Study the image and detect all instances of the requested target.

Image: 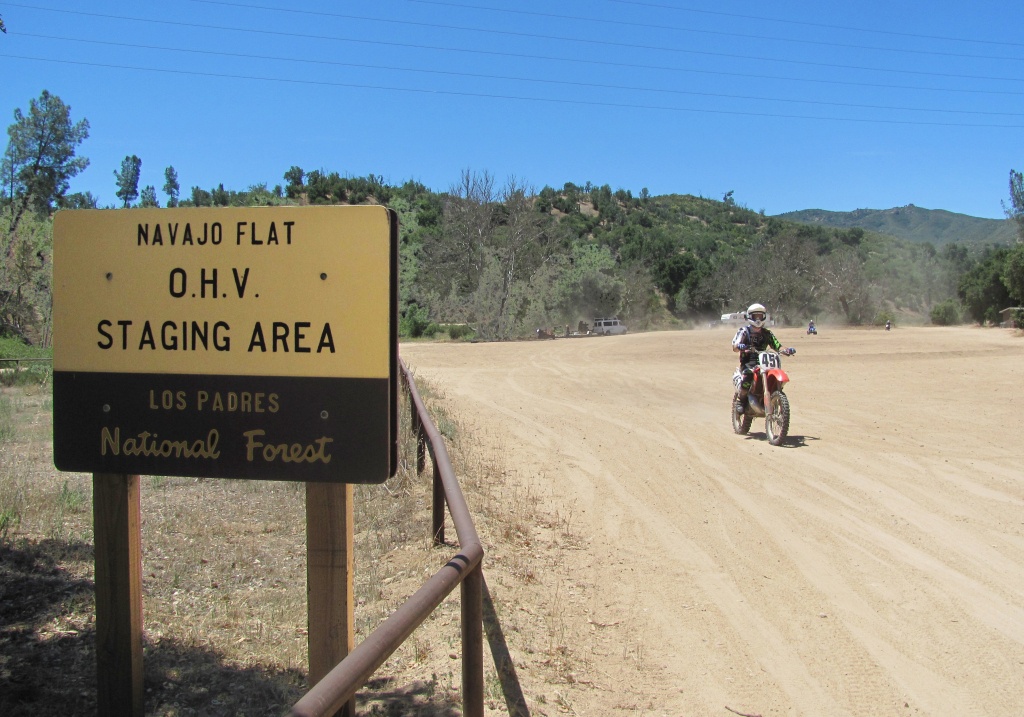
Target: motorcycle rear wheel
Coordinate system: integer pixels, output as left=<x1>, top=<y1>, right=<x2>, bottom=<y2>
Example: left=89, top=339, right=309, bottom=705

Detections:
left=765, top=390, right=790, bottom=446
left=731, top=396, right=753, bottom=435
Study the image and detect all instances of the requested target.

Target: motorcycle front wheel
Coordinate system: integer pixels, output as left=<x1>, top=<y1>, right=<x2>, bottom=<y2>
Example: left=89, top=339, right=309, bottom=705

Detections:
left=765, top=390, right=790, bottom=446
left=731, top=396, right=753, bottom=435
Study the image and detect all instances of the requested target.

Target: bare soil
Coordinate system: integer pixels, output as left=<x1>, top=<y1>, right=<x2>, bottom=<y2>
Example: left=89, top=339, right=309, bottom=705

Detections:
left=400, top=326, right=1024, bottom=716
left=2, top=326, right=1021, bottom=716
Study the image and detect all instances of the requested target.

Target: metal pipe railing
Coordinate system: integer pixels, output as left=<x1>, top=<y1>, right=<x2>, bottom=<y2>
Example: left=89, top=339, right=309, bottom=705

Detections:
left=287, top=358, right=484, bottom=717
left=0, top=357, right=52, bottom=370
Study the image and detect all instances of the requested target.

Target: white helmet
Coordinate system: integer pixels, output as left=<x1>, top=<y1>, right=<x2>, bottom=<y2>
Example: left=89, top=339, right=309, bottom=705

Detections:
left=746, top=303, right=767, bottom=328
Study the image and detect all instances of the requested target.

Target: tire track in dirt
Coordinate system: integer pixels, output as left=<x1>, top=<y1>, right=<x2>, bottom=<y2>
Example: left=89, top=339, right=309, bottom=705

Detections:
left=401, top=327, right=1024, bottom=715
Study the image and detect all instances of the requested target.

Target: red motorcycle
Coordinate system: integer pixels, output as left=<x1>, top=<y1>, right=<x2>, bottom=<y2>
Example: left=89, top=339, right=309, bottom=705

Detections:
left=731, top=349, right=794, bottom=446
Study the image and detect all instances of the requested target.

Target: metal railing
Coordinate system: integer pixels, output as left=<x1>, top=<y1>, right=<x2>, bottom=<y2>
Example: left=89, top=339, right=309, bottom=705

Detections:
left=287, top=358, right=485, bottom=717
left=0, top=356, right=52, bottom=370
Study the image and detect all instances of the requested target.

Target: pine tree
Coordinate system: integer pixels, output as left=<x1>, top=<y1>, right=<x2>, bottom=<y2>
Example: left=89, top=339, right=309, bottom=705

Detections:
left=139, top=185, right=159, bottom=208
left=1, top=90, right=89, bottom=243
left=163, top=165, right=180, bottom=207
left=114, top=155, right=142, bottom=207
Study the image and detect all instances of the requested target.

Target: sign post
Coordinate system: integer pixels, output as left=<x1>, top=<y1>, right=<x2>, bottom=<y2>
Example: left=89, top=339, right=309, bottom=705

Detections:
left=53, top=206, right=398, bottom=715
left=306, top=482, right=356, bottom=717
left=93, top=473, right=144, bottom=716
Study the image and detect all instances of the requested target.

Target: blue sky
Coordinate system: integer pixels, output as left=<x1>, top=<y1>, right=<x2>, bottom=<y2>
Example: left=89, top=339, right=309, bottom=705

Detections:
left=1, top=0, right=1022, bottom=218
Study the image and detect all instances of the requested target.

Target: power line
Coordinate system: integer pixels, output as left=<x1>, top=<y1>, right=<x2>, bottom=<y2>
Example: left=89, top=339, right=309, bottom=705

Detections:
left=603, top=0, right=1024, bottom=49
left=187, top=0, right=1024, bottom=68
left=3, top=53, right=1022, bottom=129
left=12, top=29, right=1021, bottom=100
left=200, top=0, right=1024, bottom=63
left=8, top=2, right=1024, bottom=85
left=18, top=32, right=1024, bottom=117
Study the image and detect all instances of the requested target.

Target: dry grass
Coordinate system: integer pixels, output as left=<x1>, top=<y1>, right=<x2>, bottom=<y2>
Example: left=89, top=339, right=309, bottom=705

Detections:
left=0, top=373, right=588, bottom=716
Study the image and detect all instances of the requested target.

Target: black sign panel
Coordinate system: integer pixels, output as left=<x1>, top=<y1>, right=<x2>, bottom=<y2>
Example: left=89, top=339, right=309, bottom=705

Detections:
left=53, top=372, right=390, bottom=482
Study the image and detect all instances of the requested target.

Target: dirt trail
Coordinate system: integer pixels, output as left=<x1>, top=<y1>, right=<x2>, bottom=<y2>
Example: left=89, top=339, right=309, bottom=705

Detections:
left=400, top=326, right=1024, bottom=716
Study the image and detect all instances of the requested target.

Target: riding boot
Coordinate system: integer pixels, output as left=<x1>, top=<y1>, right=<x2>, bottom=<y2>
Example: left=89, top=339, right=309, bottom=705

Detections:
left=735, top=390, right=748, bottom=413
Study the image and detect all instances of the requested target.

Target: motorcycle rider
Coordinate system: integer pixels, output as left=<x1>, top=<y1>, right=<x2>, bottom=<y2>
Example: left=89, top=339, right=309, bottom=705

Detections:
left=732, top=303, right=795, bottom=413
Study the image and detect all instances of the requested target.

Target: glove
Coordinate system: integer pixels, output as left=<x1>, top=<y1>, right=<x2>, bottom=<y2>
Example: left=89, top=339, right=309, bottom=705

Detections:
left=735, top=343, right=747, bottom=351
left=783, top=347, right=795, bottom=356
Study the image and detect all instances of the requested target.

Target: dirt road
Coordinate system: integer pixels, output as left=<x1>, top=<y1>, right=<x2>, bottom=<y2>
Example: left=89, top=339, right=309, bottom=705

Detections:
left=400, top=326, right=1024, bottom=716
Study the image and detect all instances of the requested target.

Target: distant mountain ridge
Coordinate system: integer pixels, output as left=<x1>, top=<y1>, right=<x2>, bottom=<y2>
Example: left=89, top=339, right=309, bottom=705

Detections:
left=775, top=205, right=1015, bottom=246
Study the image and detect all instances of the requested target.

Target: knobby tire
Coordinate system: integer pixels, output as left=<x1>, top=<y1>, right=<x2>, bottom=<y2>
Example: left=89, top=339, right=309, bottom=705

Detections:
left=766, top=390, right=790, bottom=446
left=731, top=396, right=753, bottom=435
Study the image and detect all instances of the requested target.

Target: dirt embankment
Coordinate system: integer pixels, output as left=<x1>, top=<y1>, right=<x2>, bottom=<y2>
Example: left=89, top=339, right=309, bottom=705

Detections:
left=401, top=326, right=1024, bottom=716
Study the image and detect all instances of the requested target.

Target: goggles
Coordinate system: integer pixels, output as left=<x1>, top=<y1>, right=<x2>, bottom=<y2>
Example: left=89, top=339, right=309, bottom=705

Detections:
left=749, top=312, right=766, bottom=322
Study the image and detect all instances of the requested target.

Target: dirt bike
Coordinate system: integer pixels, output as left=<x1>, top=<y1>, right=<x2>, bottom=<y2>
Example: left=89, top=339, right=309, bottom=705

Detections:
left=732, top=349, right=794, bottom=446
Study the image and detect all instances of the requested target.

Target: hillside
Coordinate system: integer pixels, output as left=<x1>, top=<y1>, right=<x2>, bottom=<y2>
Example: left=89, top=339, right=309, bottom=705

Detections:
left=775, top=205, right=1015, bottom=246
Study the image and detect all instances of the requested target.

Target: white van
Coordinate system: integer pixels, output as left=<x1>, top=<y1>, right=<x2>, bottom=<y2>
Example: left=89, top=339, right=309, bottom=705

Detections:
left=591, top=317, right=627, bottom=335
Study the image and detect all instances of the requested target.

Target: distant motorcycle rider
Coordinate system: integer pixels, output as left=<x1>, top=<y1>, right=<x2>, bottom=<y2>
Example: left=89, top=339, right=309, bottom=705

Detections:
left=732, top=303, right=795, bottom=413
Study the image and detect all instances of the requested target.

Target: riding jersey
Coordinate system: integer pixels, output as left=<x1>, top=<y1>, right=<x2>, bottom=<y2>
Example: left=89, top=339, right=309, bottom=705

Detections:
left=732, top=325, right=782, bottom=364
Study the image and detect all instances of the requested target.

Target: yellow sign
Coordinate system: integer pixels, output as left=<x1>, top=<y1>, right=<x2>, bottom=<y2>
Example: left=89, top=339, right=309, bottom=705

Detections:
left=52, top=205, right=397, bottom=482
left=53, top=205, right=392, bottom=378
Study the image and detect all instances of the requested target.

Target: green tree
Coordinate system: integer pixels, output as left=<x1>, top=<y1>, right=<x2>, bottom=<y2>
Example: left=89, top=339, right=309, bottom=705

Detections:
left=114, top=154, right=141, bottom=207
left=284, top=166, right=304, bottom=199
left=399, top=303, right=436, bottom=338
left=1, top=90, right=90, bottom=242
left=163, top=166, right=180, bottom=207
left=139, top=185, right=159, bottom=208
left=63, top=191, right=98, bottom=209
left=246, top=183, right=280, bottom=206
left=210, top=183, right=229, bottom=206
left=555, top=241, right=622, bottom=320
left=930, top=299, right=961, bottom=326
left=1004, top=169, right=1024, bottom=242
left=190, top=186, right=212, bottom=207
left=1001, top=243, right=1024, bottom=303
left=0, top=211, right=52, bottom=344
left=958, top=248, right=1012, bottom=324
left=941, top=242, right=972, bottom=296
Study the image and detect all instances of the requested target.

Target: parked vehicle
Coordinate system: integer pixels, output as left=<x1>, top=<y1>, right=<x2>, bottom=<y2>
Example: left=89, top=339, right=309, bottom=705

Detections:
left=591, top=317, right=627, bottom=335
left=731, top=349, right=795, bottom=446
left=723, top=310, right=773, bottom=326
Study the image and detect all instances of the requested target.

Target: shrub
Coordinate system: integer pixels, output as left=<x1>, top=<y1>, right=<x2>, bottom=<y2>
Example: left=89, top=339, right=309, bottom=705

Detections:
left=446, top=324, right=475, bottom=341
left=874, top=309, right=896, bottom=327
left=400, top=305, right=440, bottom=338
left=0, top=337, right=51, bottom=386
left=930, top=299, right=961, bottom=326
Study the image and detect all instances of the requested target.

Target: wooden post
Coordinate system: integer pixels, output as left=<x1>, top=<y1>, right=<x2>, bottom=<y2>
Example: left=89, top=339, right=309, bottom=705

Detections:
left=93, top=473, right=144, bottom=717
left=306, top=482, right=356, bottom=717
